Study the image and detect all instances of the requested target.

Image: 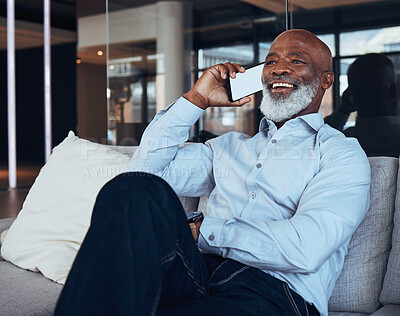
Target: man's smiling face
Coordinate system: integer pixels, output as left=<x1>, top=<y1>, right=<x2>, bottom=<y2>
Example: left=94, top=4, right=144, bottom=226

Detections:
left=263, top=48, right=319, bottom=99
left=259, top=30, right=334, bottom=125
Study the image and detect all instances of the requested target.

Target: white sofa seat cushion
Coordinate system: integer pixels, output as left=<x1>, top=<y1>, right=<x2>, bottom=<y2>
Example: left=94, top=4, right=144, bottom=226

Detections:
left=0, top=259, right=62, bottom=315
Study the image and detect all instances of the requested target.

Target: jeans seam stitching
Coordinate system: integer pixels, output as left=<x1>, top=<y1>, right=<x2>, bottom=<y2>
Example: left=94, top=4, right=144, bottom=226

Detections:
left=303, top=300, right=309, bottom=316
left=160, top=250, right=177, bottom=264
left=209, top=259, right=229, bottom=282
left=150, top=283, right=162, bottom=316
left=287, top=286, right=301, bottom=316
left=176, top=244, right=196, bottom=275
left=210, top=265, right=249, bottom=287
left=283, top=283, right=301, bottom=316
left=175, top=247, right=206, bottom=295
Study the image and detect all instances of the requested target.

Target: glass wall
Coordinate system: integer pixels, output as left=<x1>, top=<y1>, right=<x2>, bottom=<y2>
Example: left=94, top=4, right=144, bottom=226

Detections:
left=104, top=0, right=400, bottom=145
left=107, top=42, right=157, bottom=145
left=338, top=26, right=400, bottom=127
left=1, top=0, right=77, bottom=189
left=106, top=1, right=191, bottom=145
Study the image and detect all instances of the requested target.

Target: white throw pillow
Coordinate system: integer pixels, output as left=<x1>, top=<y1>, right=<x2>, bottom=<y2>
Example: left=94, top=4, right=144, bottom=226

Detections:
left=1, top=131, right=131, bottom=284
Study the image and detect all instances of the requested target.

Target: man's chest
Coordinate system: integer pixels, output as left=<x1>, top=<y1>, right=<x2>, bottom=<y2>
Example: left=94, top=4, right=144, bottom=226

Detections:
left=210, top=136, right=320, bottom=219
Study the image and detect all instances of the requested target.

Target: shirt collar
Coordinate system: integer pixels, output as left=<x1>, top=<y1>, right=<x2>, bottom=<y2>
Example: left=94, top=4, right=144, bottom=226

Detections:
left=297, top=113, right=325, bottom=131
left=259, top=113, right=324, bottom=133
left=259, top=117, right=272, bottom=132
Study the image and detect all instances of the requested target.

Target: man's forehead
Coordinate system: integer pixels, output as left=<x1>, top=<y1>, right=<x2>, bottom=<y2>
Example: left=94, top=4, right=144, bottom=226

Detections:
left=266, top=30, right=333, bottom=71
left=274, top=30, right=318, bottom=45
left=271, top=33, right=318, bottom=49
left=267, top=37, right=317, bottom=59
left=266, top=51, right=310, bottom=58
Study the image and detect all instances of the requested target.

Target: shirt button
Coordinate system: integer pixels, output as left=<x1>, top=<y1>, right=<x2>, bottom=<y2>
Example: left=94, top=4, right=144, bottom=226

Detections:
left=256, top=163, right=262, bottom=168
left=208, top=234, right=215, bottom=241
left=250, top=192, right=256, bottom=199
left=271, top=139, right=277, bottom=144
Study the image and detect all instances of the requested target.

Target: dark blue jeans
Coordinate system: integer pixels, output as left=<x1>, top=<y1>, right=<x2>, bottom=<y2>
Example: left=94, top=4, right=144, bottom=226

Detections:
left=55, top=172, right=319, bottom=316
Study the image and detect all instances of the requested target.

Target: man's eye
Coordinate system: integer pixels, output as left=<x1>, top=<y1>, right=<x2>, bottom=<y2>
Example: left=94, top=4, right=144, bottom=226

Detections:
left=292, top=60, right=304, bottom=64
left=266, top=60, right=276, bottom=65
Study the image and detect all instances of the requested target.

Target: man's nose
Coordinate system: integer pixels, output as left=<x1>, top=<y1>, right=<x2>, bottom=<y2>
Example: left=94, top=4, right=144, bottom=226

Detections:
left=272, top=61, right=291, bottom=76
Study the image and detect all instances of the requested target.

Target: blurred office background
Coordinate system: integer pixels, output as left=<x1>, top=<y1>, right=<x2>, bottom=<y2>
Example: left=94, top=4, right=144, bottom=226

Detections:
left=1, top=0, right=400, bottom=191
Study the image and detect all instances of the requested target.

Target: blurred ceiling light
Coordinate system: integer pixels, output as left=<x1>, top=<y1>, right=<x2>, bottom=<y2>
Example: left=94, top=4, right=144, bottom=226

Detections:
left=97, top=50, right=104, bottom=56
left=76, top=58, right=82, bottom=64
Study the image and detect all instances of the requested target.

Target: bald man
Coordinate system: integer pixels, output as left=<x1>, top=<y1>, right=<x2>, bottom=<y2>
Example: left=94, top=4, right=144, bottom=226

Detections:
left=56, top=30, right=371, bottom=316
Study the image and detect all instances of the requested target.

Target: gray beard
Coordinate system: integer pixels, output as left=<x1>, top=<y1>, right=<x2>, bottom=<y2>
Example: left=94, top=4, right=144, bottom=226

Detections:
left=260, top=79, right=319, bottom=123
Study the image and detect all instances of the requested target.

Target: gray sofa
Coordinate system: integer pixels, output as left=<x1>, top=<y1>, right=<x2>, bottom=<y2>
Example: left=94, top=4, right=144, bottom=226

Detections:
left=1, top=153, right=400, bottom=315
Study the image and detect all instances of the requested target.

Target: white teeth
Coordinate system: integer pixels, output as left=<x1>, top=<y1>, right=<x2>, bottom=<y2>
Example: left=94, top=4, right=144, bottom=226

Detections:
left=272, top=83, right=294, bottom=89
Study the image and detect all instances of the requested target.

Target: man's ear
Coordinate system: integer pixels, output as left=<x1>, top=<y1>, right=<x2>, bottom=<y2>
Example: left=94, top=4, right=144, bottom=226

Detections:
left=321, top=72, right=334, bottom=90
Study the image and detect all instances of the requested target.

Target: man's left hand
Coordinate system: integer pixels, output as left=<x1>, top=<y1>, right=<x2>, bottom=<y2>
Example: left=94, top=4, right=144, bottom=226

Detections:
left=189, top=219, right=203, bottom=243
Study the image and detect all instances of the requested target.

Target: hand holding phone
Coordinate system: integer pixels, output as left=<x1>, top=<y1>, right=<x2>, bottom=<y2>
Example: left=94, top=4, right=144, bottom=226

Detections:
left=226, top=63, right=264, bottom=102
left=183, top=63, right=252, bottom=109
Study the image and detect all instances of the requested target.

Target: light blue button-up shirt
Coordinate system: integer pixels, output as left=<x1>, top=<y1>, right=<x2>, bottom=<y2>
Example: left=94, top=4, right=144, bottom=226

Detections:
left=126, top=97, right=371, bottom=316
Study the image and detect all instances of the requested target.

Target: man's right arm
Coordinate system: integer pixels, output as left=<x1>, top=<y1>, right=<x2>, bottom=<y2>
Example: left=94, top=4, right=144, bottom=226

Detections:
left=125, top=62, right=251, bottom=197
left=125, top=97, right=215, bottom=197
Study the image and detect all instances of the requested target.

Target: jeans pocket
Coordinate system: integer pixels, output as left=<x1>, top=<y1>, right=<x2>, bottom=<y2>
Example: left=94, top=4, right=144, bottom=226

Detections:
left=209, top=259, right=249, bottom=287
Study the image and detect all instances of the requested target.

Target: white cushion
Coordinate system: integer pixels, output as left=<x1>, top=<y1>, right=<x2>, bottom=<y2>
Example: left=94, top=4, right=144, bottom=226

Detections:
left=1, top=131, right=131, bottom=284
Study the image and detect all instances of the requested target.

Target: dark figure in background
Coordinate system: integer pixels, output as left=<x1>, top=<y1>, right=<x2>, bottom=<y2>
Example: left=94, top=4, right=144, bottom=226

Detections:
left=325, top=53, right=400, bottom=157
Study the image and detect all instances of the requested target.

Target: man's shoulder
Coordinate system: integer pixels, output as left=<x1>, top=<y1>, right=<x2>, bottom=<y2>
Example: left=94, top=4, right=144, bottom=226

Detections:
left=318, top=123, right=345, bottom=140
left=318, top=123, right=369, bottom=168
left=319, top=123, right=359, bottom=150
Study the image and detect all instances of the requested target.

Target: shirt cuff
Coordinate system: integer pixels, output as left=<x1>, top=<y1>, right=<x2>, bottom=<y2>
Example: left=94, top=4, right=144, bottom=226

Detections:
left=165, top=96, right=204, bottom=126
left=198, top=216, right=226, bottom=256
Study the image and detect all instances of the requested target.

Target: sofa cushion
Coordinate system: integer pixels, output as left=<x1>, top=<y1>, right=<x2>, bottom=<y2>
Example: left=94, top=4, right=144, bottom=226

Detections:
left=0, top=260, right=62, bottom=316
left=0, top=137, right=200, bottom=286
left=0, top=217, right=14, bottom=234
left=379, top=158, right=400, bottom=305
left=179, top=196, right=200, bottom=215
left=0, top=218, right=15, bottom=259
left=370, top=305, right=400, bottom=316
left=328, top=313, right=368, bottom=316
left=198, top=196, right=209, bottom=215
left=328, top=157, right=398, bottom=313
left=1, top=132, right=131, bottom=284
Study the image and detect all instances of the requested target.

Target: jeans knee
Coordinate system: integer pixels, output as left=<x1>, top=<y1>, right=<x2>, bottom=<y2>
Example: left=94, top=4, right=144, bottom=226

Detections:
left=101, top=172, right=156, bottom=194
left=92, top=172, right=186, bottom=235
left=97, top=172, right=176, bottom=207
left=91, top=173, right=163, bottom=222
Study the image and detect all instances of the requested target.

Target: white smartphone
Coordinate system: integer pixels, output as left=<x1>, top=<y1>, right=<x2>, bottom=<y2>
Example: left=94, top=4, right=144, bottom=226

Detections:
left=226, top=63, right=264, bottom=102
